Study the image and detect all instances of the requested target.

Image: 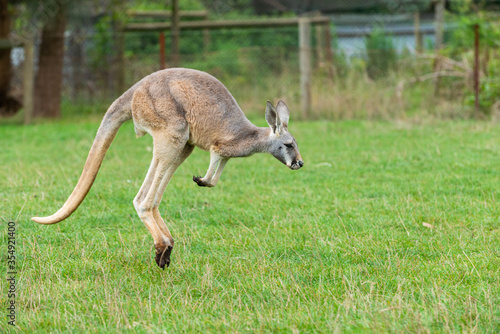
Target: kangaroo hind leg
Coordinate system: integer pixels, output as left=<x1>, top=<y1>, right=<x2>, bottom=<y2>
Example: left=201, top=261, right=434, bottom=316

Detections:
left=132, top=85, right=194, bottom=268
left=134, top=132, right=193, bottom=269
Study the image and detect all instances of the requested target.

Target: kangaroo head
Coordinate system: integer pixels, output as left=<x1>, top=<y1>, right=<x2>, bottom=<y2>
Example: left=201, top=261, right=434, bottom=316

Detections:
left=265, top=100, right=304, bottom=170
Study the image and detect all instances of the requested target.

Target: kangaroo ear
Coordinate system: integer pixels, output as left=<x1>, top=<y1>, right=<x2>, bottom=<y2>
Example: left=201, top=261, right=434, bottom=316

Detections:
left=276, top=100, right=290, bottom=130
left=265, top=101, right=278, bottom=133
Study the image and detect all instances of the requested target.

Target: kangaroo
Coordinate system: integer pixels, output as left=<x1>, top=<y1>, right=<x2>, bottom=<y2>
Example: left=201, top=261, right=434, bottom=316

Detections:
left=32, top=68, right=303, bottom=269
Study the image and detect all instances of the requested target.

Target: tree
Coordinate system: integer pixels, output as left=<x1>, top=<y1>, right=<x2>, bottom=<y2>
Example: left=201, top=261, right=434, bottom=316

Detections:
left=0, top=0, right=21, bottom=116
left=33, top=1, right=67, bottom=118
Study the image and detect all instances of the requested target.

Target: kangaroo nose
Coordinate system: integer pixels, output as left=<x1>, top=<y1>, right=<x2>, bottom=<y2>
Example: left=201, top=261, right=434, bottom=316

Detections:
left=298, top=160, right=304, bottom=167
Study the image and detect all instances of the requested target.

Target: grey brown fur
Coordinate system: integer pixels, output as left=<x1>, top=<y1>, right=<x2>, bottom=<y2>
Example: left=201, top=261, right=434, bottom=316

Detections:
left=32, top=68, right=303, bottom=269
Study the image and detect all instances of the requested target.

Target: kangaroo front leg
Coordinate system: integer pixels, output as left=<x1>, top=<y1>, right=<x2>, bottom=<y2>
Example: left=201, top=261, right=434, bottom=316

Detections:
left=193, top=152, right=229, bottom=187
left=208, top=157, right=228, bottom=186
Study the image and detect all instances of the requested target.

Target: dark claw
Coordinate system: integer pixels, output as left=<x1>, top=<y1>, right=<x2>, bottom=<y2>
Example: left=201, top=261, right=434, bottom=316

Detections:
left=193, top=175, right=208, bottom=187
left=155, top=245, right=173, bottom=269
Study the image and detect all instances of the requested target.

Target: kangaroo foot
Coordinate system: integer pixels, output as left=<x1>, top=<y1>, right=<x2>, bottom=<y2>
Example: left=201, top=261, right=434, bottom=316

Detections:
left=155, top=245, right=173, bottom=269
left=193, top=175, right=214, bottom=187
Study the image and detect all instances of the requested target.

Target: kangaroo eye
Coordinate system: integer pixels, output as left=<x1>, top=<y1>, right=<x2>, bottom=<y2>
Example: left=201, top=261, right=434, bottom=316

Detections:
left=284, top=143, right=293, bottom=149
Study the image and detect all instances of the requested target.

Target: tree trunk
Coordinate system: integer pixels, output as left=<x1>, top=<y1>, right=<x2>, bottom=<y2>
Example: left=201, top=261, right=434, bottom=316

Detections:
left=34, top=3, right=67, bottom=118
left=0, top=0, right=21, bottom=117
left=0, top=0, right=10, bottom=95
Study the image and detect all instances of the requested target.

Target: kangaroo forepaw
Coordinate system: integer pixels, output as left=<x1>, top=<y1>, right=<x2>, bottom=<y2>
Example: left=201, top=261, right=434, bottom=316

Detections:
left=155, top=245, right=173, bottom=269
left=193, top=175, right=212, bottom=187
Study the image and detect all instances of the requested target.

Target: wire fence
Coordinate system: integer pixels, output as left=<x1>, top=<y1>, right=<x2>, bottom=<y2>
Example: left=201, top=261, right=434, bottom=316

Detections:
left=8, top=8, right=500, bottom=119
left=55, top=23, right=427, bottom=101
left=6, top=26, right=309, bottom=109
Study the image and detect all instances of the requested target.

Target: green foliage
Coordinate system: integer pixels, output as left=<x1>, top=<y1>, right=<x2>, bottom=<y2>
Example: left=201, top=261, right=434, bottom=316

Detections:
left=444, top=1, right=500, bottom=113
left=124, top=31, right=159, bottom=58
left=89, top=15, right=115, bottom=70
left=327, top=23, right=349, bottom=79
left=88, top=1, right=128, bottom=72
left=444, top=13, right=500, bottom=56
left=3, top=120, right=500, bottom=332
left=365, top=27, right=397, bottom=79
left=128, top=0, right=205, bottom=11
left=464, top=64, right=500, bottom=113
left=186, top=49, right=242, bottom=77
left=121, top=0, right=298, bottom=78
left=201, top=0, right=254, bottom=15
left=123, top=26, right=299, bottom=80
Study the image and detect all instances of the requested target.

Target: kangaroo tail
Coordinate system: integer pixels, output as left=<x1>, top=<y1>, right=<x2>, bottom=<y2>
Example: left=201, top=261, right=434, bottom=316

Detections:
left=32, top=99, right=133, bottom=225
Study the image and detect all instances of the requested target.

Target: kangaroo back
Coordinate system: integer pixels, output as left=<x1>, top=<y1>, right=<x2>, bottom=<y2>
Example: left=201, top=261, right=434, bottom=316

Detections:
left=166, top=69, right=255, bottom=151
left=32, top=93, right=133, bottom=225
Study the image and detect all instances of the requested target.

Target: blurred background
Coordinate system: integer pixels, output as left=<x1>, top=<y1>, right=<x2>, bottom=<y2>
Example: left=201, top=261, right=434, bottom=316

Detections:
left=1, top=0, right=499, bottom=122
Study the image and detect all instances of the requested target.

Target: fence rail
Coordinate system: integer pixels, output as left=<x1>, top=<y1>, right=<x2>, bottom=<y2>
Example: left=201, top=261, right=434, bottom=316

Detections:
left=127, top=10, right=208, bottom=19
left=124, top=16, right=330, bottom=32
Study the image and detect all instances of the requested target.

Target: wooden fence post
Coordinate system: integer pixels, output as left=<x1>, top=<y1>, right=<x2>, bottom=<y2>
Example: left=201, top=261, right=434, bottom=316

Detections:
left=435, top=0, right=444, bottom=50
left=433, top=0, right=445, bottom=95
left=202, top=11, right=210, bottom=59
left=315, top=23, right=324, bottom=66
left=414, top=11, right=422, bottom=53
left=299, top=17, right=311, bottom=119
left=23, top=39, right=35, bottom=124
left=203, top=28, right=210, bottom=58
left=474, top=23, right=480, bottom=117
left=171, top=0, right=180, bottom=67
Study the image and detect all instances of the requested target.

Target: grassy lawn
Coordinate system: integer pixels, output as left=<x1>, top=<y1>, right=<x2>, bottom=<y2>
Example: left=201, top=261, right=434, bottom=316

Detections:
left=1, top=118, right=500, bottom=333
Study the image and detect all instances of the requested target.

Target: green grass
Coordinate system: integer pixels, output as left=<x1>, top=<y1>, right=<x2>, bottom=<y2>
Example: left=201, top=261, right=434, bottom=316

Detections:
left=1, top=119, right=500, bottom=333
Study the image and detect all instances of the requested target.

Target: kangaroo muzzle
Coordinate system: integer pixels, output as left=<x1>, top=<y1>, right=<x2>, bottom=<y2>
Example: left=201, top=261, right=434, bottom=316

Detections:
left=290, top=159, right=304, bottom=170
